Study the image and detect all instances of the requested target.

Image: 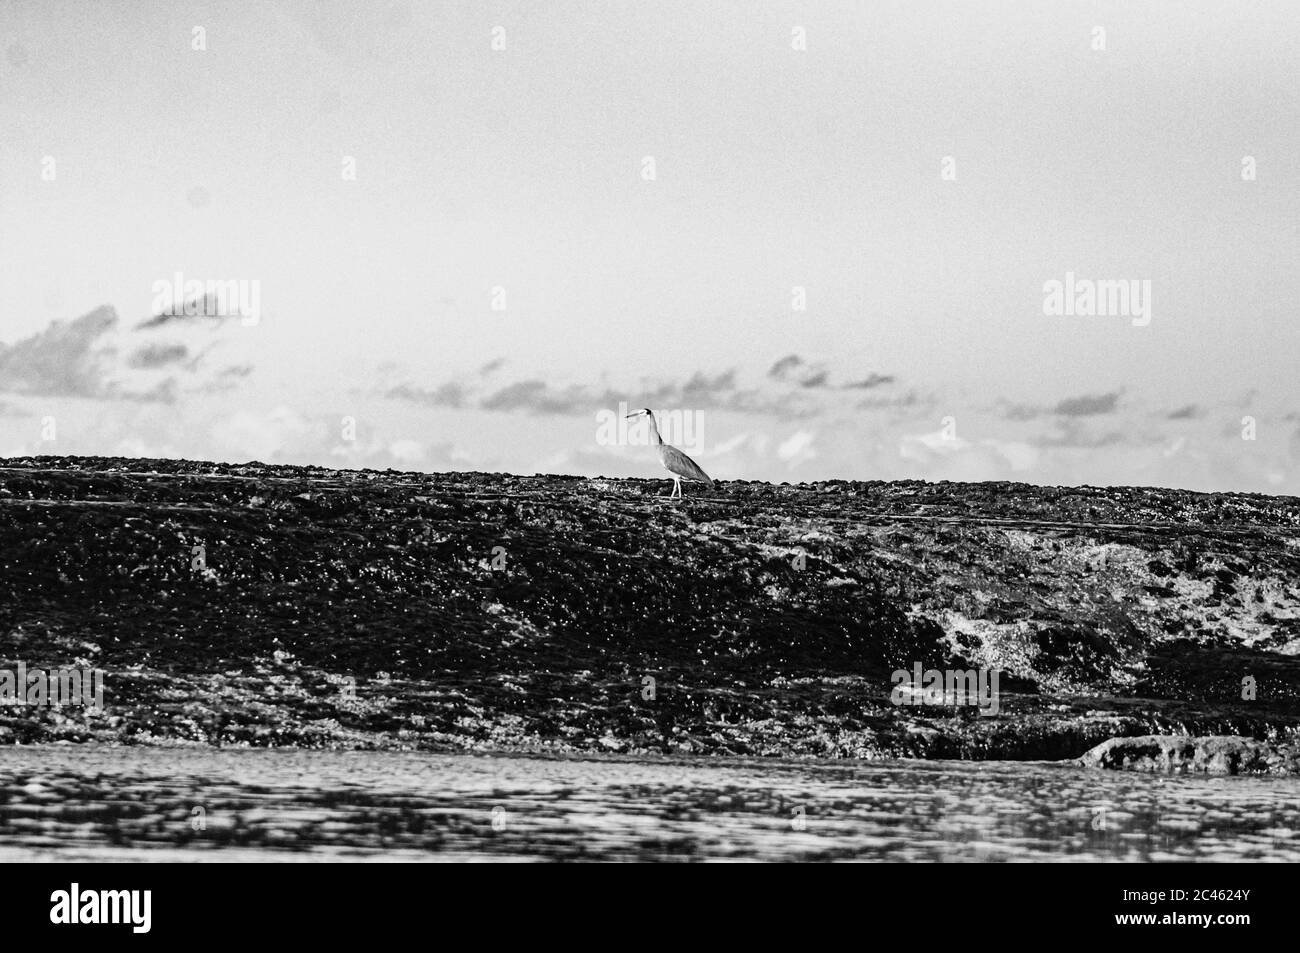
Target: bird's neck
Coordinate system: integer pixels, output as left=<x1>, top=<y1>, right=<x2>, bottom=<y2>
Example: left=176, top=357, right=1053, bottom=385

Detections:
left=646, top=413, right=663, bottom=445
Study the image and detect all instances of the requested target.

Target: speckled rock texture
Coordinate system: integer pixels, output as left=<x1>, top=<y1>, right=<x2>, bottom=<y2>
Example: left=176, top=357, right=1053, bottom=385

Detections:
left=1, top=456, right=1298, bottom=759
left=1079, top=734, right=1300, bottom=775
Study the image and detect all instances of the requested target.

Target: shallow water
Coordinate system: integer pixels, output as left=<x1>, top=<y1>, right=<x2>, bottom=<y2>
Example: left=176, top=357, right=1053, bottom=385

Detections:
left=0, top=746, right=1296, bottom=861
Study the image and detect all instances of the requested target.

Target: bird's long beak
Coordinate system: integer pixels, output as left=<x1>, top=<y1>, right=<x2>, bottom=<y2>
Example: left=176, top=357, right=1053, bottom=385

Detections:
left=625, top=412, right=639, bottom=418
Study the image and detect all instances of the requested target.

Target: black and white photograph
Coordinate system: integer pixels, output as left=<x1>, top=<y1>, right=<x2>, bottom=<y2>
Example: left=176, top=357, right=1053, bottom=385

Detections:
left=0, top=0, right=1294, bottom=923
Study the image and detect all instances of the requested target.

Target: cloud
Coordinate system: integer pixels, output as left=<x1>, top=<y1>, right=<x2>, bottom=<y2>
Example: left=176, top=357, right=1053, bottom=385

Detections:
left=128, top=378, right=180, bottom=405
left=386, top=382, right=468, bottom=409
left=211, top=406, right=319, bottom=462
left=136, top=289, right=251, bottom=330
left=387, top=439, right=425, bottom=464
left=1167, top=404, right=1201, bottom=420
left=711, top=431, right=770, bottom=457
left=127, top=343, right=189, bottom=369
left=844, top=373, right=895, bottom=390
left=0, top=306, right=119, bottom=398
left=480, top=380, right=604, bottom=414
left=637, top=369, right=814, bottom=417
left=0, top=304, right=259, bottom=407
left=1001, top=402, right=1043, bottom=421
left=1036, top=418, right=1125, bottom=448
left=330, top=436, right=461, bottom=472
left=768, top=355, right=802, bottom=379
left=1053, top=391, right=1121, bottom=416
left=640, top=370, right=749, bottom=409
left=986, top=439, right=1039, bottom=471
left=899, top=426, right=1033, bottom=481
left=997, top=392, right=1124, bottom=421
left=768, top=354, right=829, bottom=388
left=391, top=359, right=905, bottom=422
left=777, top=430, right=818, bottom=466
left=901, top=427, right=970, bottom=458
left=387, top=344, right=912, bottom=422
left=769, top=354, right=897, bottom=393
left=854, top=389, right=927, bottom=413
left=390, top=367, right=813, bottom=418
left=191, top=364, right=257, bottom=396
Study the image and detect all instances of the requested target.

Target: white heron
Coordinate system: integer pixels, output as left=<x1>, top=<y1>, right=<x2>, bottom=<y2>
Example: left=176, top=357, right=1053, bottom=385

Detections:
left=625, top=407, right=714, bottom=498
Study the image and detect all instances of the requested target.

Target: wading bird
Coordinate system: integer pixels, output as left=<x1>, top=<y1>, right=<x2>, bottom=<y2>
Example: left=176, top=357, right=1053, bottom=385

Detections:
left=625, top=407, right=714, bottom=498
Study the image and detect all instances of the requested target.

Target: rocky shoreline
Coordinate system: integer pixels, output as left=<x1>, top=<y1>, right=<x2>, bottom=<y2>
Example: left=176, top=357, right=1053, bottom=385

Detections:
left=1078, top=734, right=1300, bottom=775
left=1, top=456, right=1298, bottom=768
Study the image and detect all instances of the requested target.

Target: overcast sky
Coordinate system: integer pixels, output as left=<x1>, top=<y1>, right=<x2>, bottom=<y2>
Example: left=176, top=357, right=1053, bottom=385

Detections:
left=2, top=1, right=1298, bottom=492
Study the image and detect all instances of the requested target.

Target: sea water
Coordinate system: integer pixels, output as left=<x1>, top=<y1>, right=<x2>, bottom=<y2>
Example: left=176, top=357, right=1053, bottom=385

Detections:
left=0, top=747, right=1295, bottom=862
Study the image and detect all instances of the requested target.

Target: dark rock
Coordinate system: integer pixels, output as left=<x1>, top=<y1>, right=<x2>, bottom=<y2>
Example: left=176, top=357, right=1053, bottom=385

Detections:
left=0, top=456, right=1298, bottom=758
left=1078, top=735, right=1300, bottom=775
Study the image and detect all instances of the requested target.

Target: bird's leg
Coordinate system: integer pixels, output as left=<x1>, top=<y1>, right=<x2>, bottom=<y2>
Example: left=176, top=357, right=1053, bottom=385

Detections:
left=672, top=478, right=681, bottom=499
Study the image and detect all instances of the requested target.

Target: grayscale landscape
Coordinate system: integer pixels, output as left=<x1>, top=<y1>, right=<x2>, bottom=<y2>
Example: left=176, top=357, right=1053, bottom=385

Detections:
left=2, top=2, right=1297, bottom=869
left=0, top=457, right=1297, bottom=860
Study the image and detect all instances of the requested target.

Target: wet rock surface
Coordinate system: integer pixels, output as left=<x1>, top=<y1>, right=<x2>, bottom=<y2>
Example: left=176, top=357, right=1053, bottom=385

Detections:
left=1, top=456, right=1298, bottom=760
left=1079, top=735, right=1300, bottom=775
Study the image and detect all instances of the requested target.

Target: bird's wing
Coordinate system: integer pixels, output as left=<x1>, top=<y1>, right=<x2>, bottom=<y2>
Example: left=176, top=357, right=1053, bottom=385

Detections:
left=660, top=445, right=713, bottom=485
